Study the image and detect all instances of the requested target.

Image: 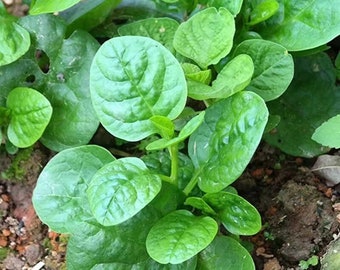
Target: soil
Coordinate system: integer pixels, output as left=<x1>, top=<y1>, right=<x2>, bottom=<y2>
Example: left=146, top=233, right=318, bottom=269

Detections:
left=0, top=138, right=339, bottom=270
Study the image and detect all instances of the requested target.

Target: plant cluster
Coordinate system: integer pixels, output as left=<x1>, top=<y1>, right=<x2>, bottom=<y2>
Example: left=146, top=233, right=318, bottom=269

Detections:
left=1, top=0, right=340, bottom=269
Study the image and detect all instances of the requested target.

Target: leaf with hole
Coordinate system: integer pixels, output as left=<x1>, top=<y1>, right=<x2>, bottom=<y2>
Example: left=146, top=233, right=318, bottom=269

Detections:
left=87, top=157, right=162, bottom=226
left=146, top=210, right=218, bottom=264
left=90, top=36, right=187, bottom=142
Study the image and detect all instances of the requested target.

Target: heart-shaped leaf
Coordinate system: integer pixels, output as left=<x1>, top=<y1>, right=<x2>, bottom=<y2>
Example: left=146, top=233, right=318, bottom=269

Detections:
left=189, top=91, right=268, bottom=193
left=204, top=192, right=262, bottom=235
left=90, top=36, right=187, bottom=141
left=87, top=157, right=162, bottom=226
left=146, top=210, right=218, bottom=264
left=7, top=87, right=52, bottom=148
left=233, top=39, right=294, bottom=101
left=198, top=236, right=255, bottom=270
left=173, top=7, right=235, bottom=69
left=32, top=145, right=115, bottom=233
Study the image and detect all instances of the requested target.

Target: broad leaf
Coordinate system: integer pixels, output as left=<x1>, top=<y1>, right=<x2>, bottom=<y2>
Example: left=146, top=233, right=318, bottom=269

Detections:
left=66, top=206, right=161, bottom=270
left=184, top=197, right=217, bottom=216
left=198, top=236, right=255, bottom=270
left=32, top=145, right=115, bottom=233
left=87, top=157, right=162, bottom=226
left=90, top=36, right=187, bottom=141
left=233, top=39, right=294, bottom=101
left=0, top=14, right=100, bottom=151
left=189, top=91, right=268, bottom=193
left=264, top=53, right=340, bottom=157
left=30, top=0, right=81, bottom=14
left=204, top=192, right=261, bottom=235
left=146, top=112, right=205, bottom=150
left=207, top=0, right=243, bottom=16
left=173, top=7, right=235, bottom=69
left=0, top=18, right=30, bottom=66
left=256, top=0, right=340, bottom=51
left=7, top=87, right=52, bottom=148
left=118, top=17, right=179, bottom=53
left=312, top=115, right=340, bottom=148
left=247, top=0, right=279, bottom=26
left=146, top=210, right=218, bottom=264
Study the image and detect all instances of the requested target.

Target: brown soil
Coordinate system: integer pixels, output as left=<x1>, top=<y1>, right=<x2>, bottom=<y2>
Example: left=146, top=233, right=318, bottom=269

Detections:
left=0, top=141, right=339, bottom=270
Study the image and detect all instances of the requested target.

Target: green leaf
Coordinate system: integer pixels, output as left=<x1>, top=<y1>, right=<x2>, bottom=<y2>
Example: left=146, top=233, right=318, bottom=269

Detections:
left=90, top=36, right=187, bottom=142
left=312, top=115, right=340, bottom=148
left=173, top=7, right=235, bottom=69
left=184, top=197, right=217, bottom=215
left=264, top=53, right=340, bottom=157
left=118, top=17, right=179, bottom=53
left=257, top=0, right=340, bottom=51
left=204, top=192, right=262, bottom=235
left=247, top=0, right=279, bottom=26
left=182, top=63, right=212, bottom=85
left=189, top=91, right=268, bottom=193
left=233, top=39, right=294, bottom=101
left=198, top=236, right=255, bottom=270
left=207, top=0, right=243, bottom=16
left=7, top=87, right=52, bottom=148
left=87, top=157, right=162, bottom=226
left=66, top=206, right=161, bottom=269
left=30, top=0, right=81, bottom=14
left=150, top=115, right=175, bottom=139
left=146, top=210, right=218, bottom=264
left=146, top=112, right=205, bottom=150
left=32, top=145, right=115, bottom=233
left=1, top=14, right=100, bottom=151
left=0, top=19, right=30, bottom=66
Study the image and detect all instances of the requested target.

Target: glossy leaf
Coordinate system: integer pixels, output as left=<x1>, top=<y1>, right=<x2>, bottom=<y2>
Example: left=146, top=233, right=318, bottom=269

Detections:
left=207, top=0, right=243, bottom=16
left=264, top=53, right=340, bottom=157
left=118, top=17, right=179, bottom=53
left=233, top=39, right=294, bottom=101
left=184, top=197, right=217, bottom=215
left=7, top=87, right=52, bottom=148
left=30, top=0, right=81, bottom=14
left=3, top=14, right=101, bottom=151
left=146, top=210, right=218, bottom=264
left=204, top=192, right=262, bottom=235
left=32, top=145, right=115, bottom=233
left=257, top=0, right=340, bottom=51
left=173, top=7, right=235, bottom=69
left=87, top=157, right=162, bottom=226
left=66, top=206, right=161, bottom=270
left=312, top=115, right=340, bottom=148
left=146, top=112, right=205, bottom=150
left=248, top=0, right=279, bottom=26
left=198, top=236, right=255, bottom=270
left=0, top=18, right=30, bottom=66
left=189, top=91, right=268, bottom=192
left=90, top=36, right=187, bottom=141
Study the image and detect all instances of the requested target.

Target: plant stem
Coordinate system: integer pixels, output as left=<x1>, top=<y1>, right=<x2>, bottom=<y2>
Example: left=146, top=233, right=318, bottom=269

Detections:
left=168, top=144, right=179, bottom=186
left=183, top=169, right=201, bottom=196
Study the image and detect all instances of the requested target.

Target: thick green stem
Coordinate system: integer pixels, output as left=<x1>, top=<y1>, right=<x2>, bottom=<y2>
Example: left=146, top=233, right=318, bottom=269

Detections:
left=183, top=169, right=201, bottom=196
left=168, top=144, right=179, bottom=185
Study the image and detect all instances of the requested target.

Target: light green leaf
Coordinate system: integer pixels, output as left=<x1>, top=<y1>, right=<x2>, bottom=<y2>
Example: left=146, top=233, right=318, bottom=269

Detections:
left=204, top=192, right=262, bottom=235
left=198, top=236, right=255, bottom=270
left=189, top=91, right=268, bottom=193
left=187, top=80, right=214, bottom=101
left=233, top=39, right=294, bottom=101
left=173, top=7, right=235, bottom=69
left=90, top=36, right=187, bottom=142
left=264, top=53, right=340, bottom=157
left=257, top=0, right=340, bottom=51
left=66, top=206, right=161, bottom=270
left=247, top=0, right=279, bottom=26
left=182, top=63, right=212, bottom=85
left=146, top=112, right=205, bottom=150
left=146, top=210, right=218, bottom=264
left=118, top=17, right=179, bottom=53
left=207, top=0, right=243, bottom=16
left=30, top=0, right=81, bottom=14
left=7, top=87, right=52, bottom=148
left=32, top=145, right=115, bottom=233
left=312, top=115, right=340, bottom=148
left=184, top=197, right=217, bottom=215
left=150, top=115, right=175, bottom=139
left=87, top=157, right=162, bottom=226
left=0, top=19, right=30, bottom=66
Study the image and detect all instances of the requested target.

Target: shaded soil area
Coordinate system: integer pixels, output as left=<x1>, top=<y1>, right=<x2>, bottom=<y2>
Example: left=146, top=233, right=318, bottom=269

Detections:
left=0, top=141, right=339, bottom=269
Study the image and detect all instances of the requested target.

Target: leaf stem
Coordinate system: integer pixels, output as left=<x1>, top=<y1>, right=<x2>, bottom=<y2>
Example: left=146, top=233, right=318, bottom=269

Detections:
left=183, top=169, right=200, bottom=196
left=168, top=144, right=179, bottom=186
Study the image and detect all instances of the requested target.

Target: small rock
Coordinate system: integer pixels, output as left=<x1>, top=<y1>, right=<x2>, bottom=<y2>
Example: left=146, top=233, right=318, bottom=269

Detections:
left=3, top=253, right=25, bottom=270
left=25, top=244, right=42, bottom=266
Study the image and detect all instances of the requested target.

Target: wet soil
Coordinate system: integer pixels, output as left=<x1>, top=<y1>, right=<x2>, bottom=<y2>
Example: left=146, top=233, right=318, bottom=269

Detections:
left=0, top=141, right=339, bottom=270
